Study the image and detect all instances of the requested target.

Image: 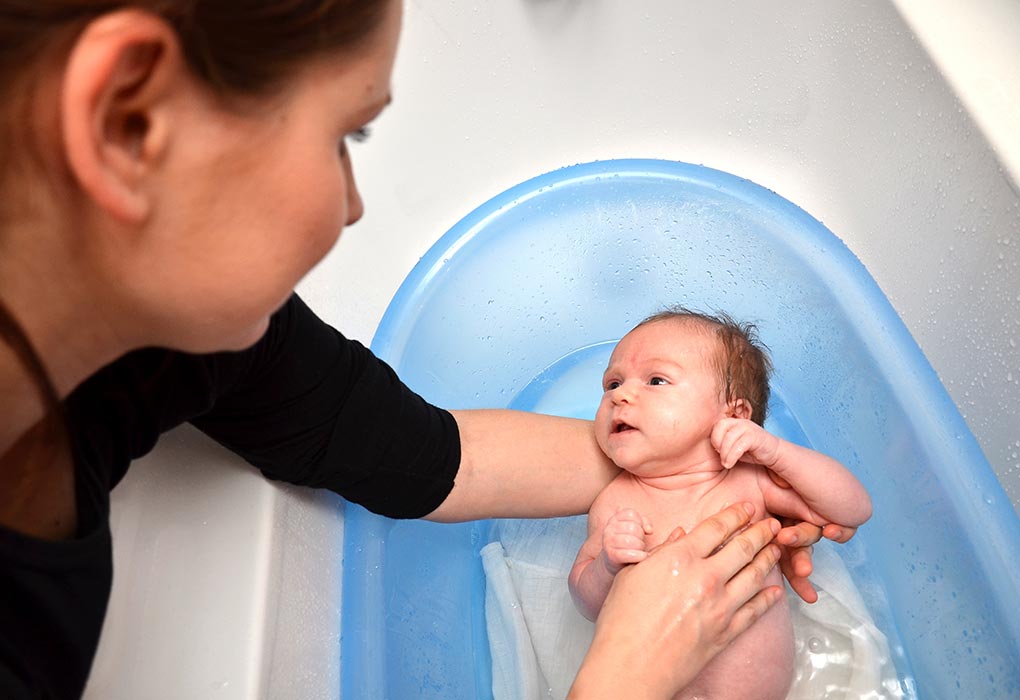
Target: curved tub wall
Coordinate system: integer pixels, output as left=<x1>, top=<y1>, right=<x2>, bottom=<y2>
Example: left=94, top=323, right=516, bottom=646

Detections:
left=83, top=2, right=1020, bottom=698
left=342, top=160, right=1020, bottom=698
left=335, top=0, right=1020, bottom=502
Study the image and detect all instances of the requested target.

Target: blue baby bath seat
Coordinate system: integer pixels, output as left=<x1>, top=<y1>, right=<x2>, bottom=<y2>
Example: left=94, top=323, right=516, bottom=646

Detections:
left=341, top=160, right=1020, bottom=698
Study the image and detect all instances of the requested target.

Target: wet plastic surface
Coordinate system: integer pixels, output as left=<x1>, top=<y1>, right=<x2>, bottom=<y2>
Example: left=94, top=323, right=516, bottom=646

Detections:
left=341, top=160, right=1020, bottom=699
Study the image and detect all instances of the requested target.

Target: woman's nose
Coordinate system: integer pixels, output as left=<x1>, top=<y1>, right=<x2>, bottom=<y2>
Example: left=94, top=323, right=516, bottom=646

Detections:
left=342, top=148, right=365, bottom=226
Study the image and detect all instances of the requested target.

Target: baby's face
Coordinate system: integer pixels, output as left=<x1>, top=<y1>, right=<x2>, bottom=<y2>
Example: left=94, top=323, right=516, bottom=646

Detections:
left=595, top=320, right=727, bottom=475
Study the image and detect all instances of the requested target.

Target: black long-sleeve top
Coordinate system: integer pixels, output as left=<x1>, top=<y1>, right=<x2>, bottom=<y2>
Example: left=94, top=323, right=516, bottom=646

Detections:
left=0, top=294, right=461, bottom=698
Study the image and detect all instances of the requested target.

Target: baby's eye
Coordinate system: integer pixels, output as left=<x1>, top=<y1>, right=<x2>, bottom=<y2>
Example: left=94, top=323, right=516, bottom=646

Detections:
left=649, top=376, right=669, bottom=386
left=605, top=380, right=621, bottom=391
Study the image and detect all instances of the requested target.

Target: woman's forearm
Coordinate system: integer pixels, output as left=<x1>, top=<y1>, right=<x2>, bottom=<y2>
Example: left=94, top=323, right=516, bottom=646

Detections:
left=425, top=409, right=619, bottom=522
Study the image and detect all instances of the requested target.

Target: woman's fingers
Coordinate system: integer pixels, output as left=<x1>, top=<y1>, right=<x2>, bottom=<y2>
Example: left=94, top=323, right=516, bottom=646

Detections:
left=766, top=469, right=792, bottom=489
left=775, top=519, right=821, bottom=547
left=726, top=585, right=785, bottom=639
left=823, top=523, right=857, bottom=543
left=785, top=543, right=814, bottom=578
left=680, top=502, right=756, bottom=558
left=718, top=526, right=782, bottom=601
left=665, top=525, right=686, bottom=543
left=717, top=527, right=784, bottom=643
left=782, top=546, right=818, bottom=604
left=704, top=516, right=780, bottom=582
left=775, top=518, right=819, bottom=603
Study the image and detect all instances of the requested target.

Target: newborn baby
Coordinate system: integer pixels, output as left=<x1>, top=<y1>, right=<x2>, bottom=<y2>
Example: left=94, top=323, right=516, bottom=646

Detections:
left=569, top=309, right=872, bottom=700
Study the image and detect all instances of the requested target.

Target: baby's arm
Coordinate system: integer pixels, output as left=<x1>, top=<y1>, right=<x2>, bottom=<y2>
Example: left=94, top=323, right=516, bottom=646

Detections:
left=569, top=506, right=653, bottom=621
left=712, top=418, right=872, bottom=527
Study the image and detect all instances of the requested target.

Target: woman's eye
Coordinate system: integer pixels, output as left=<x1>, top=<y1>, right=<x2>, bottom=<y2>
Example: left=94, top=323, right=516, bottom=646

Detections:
left=339, top=127, right=373, bottom=158
left=649, top=376, right=668, bottom=386
left=349, top=126, right=373, bottom=144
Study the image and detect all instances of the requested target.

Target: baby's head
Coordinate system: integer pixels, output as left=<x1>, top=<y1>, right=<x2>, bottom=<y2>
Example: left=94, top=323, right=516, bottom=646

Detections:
left=635, top=307, right=773, bottom=426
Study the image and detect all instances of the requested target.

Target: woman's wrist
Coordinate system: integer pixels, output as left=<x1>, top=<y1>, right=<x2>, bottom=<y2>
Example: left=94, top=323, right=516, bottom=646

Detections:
left=569, top=637, right=664, bottom=700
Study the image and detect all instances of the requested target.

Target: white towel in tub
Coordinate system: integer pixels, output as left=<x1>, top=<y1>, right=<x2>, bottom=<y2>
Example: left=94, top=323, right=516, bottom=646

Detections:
left=482, top=517, right=903, bottom=700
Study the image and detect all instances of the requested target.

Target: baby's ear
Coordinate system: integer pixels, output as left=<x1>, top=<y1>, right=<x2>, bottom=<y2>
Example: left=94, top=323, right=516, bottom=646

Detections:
left=727, top=398, right=753, bottom=420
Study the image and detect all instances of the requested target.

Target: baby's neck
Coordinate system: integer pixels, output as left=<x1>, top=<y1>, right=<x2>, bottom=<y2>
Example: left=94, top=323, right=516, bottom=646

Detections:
left=631, top=453, right=727, bottom=492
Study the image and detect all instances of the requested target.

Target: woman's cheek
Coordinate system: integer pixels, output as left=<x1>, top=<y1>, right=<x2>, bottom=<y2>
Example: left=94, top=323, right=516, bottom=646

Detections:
left=300, top=181, right=348, bottom=270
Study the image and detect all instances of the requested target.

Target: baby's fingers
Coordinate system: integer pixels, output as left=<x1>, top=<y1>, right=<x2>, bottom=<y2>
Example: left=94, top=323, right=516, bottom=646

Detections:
left=605, top=545, right=649, bottom=567
left=712, top=420, right=751, bottom=469
left=606, top=516, right=649, bottom=540
left=710, top=418, right=737, bottom=452
left=718, top=432, right=747, bottom=469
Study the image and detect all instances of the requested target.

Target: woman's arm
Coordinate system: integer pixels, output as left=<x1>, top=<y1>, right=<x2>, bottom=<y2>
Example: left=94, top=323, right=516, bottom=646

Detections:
left=425, top=409, right=619, bottom=522
left=569, top=504, right=784, bottom=700
left=434, top=410, right=828, bottom=606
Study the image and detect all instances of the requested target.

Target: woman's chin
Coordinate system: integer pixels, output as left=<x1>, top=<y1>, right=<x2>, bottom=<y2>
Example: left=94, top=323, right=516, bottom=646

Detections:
left=223, top=316, right=272, bottom=351
left=176, top=315, right=271, bottom=354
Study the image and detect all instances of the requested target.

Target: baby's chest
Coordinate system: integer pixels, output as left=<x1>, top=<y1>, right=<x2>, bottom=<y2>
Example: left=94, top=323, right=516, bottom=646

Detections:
left=604, top=474, right=767, bottom=548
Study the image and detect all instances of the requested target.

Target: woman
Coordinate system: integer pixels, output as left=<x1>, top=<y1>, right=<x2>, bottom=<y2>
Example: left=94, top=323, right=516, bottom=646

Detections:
left=0, top=2, right=836, bottom=697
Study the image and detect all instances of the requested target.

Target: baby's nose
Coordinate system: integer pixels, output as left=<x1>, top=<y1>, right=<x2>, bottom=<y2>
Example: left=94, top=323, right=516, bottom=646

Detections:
left=612, top=382, right=635, bottom=403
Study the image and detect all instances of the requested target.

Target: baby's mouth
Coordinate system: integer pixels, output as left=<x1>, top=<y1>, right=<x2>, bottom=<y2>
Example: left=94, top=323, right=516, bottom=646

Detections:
left=612, top=420, right=636, bottom=434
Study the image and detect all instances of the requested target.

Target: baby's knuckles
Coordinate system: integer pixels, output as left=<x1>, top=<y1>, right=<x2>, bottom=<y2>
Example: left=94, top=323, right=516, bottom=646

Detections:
left=609, top=508, right=644, bottom=525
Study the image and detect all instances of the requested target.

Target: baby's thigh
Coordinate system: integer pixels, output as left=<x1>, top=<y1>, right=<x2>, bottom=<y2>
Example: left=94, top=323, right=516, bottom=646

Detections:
left=676, top=571, right=794, bottom=700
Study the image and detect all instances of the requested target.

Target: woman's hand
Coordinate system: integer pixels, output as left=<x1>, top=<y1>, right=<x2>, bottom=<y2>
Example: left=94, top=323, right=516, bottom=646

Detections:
left=568, top=503, right=784, bottom=700
left=775, top=519, right=858, bottom=604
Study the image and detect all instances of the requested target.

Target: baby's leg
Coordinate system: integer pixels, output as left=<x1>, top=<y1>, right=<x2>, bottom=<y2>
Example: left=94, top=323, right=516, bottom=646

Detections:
left=675, top=570, right=793, bottom=700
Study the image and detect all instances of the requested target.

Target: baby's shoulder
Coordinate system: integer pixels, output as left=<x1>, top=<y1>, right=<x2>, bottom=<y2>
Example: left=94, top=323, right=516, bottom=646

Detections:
left=698, top=466, right=770, bottom=516
left=590, top=472, right=649, bottom=513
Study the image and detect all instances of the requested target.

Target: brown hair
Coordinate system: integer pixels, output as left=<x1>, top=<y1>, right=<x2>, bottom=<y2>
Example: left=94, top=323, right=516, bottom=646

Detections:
left=0, top=0, right=390, bottom=191
left=638, top=307, right=773, bottom=426
left=0, top=1, right=390, bottom=94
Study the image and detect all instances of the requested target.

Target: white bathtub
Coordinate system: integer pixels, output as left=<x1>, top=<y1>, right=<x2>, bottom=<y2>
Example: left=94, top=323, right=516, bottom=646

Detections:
left=84, top=1, right=1020, bottom=698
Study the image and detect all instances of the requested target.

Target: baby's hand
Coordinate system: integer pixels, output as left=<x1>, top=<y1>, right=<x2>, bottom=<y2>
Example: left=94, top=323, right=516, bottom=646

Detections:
left=601, top=509, right=653, bottom=575
left=711, top=417, right=781, bottom=470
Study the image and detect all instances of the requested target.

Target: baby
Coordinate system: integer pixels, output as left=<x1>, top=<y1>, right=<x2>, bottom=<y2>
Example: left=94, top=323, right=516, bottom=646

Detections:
left=568, top=308, right=872, bottom=700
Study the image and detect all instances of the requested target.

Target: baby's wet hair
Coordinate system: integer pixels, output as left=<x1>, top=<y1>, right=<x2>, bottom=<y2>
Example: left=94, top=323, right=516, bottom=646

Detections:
left=636, top=306, right=773, bottom=426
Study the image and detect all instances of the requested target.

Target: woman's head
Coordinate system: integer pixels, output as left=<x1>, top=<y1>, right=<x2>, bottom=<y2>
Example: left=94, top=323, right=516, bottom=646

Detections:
left=0, top=0, right=399, bottom=359
left=0, top=1, right=394, bottom=98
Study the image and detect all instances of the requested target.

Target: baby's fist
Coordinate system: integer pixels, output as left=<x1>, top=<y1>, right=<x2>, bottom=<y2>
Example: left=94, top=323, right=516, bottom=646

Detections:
left=601, top=509, right=652, bottom=574
left=711, top=417, right=781, bottom=470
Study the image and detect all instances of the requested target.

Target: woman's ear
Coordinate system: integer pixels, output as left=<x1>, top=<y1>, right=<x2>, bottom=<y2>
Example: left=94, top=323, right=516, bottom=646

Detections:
left=727, top=398, right=753, bottom=420
left=60, top=10, right=183, bottom=223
